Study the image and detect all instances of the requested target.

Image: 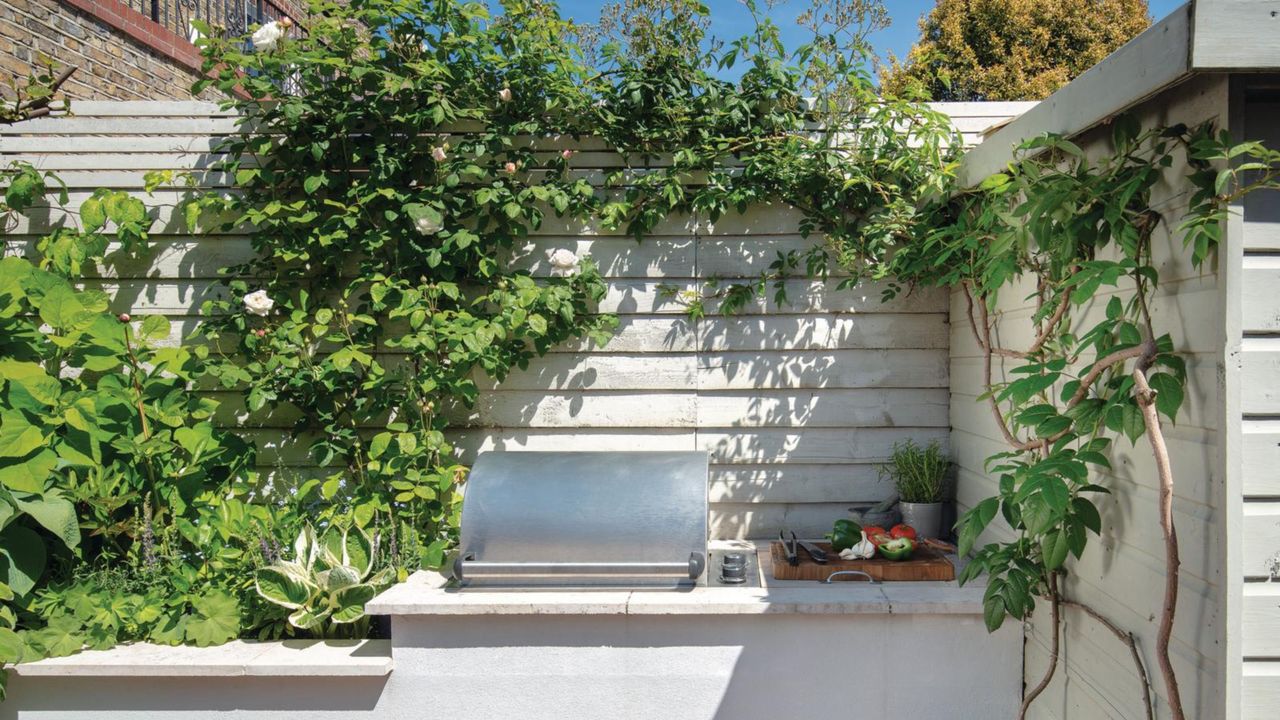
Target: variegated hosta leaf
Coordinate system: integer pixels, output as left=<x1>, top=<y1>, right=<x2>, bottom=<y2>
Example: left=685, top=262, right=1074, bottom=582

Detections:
left=368, top=567, right=396, bottom=590
left=293, top=526, right=314, bottom=571
left=329, top=584, right=376, bottom=624
left=255, top=566, right=315, bottom=609
left=325, top=564, right=361, bottom=592
left=288, top=606, right=331, bottom=630
left=341, top=526, right=374, bottom=579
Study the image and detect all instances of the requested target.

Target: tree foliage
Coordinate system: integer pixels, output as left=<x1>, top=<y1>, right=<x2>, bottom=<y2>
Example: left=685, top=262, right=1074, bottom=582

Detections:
left=880, top=0, right=1150, bottom=101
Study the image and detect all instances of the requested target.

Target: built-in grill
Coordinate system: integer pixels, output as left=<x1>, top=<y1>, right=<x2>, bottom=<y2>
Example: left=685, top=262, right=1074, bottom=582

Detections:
left=455, top=451, right=753, bottom=588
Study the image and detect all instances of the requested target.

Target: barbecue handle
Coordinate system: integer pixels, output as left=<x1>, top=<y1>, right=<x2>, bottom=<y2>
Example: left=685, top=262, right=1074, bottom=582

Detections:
left=455, top=553, right=705, bottom=580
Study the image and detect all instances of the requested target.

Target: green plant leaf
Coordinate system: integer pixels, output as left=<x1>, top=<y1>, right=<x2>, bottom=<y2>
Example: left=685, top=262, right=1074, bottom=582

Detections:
left=0, top=627, right=24, bottom=664
left=256, top=567, right=314, bottom=609
left=0, top=524, right=46, bottom=596
left=1041, top=529, right=1070, bottom=570
left=330, top=584, right=376, bottom=624
left=1147, top=372, right=1184, bottom=422
left=288, top=606, right=331, bottom=630
left=982, top=589, right=1006, bottom=632
left=26, top=613, right=83, bottom=657
left=342, top=526, right=374, bottom=578
left=14, top=495, right=80, bottom=549
left=139, top=315, right=171, bottom=341
left=0, top=412, right=45, bottom=458
left=184, top=591, right=240, bottom=647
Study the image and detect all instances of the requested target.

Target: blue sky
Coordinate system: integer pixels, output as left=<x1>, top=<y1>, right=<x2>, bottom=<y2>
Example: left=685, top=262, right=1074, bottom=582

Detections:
left=554, top=0, right=1187, bottom=67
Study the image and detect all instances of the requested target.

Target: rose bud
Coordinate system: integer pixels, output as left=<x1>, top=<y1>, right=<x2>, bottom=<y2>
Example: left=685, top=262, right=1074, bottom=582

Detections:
left=118, top=313, right=131, bottom=322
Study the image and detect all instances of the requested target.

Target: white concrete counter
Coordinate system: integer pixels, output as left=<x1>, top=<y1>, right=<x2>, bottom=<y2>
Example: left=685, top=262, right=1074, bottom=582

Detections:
left=367, top=569, right=988, bottom=616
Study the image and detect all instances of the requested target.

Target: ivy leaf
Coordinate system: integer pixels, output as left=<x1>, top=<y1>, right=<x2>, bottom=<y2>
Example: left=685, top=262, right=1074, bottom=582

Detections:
left=184, top=591, right=241, bottom=647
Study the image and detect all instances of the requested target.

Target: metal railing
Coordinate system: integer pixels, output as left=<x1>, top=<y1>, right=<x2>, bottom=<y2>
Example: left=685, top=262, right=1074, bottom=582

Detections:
left=125, top=1, right=296, bottom=43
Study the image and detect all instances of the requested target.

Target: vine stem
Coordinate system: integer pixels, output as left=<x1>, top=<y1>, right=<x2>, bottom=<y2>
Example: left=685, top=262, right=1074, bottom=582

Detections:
left=1019, top=572, right=1060, bottom=720
left=1060, top=598, right=1154, bottom=720
left=122, top=322, right=151, bottom=440
left=1133, top=366, right=1186, bottom=720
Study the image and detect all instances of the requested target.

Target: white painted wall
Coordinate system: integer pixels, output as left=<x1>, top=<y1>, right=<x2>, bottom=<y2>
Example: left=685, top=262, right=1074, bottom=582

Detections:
left=950, top=74, right=1231, bottom=719
left=0, top=100, right=1027, bottom=540
left=1233, top=83, right=1280, bottom=720
left=2, top=613, right=1021, bottom=720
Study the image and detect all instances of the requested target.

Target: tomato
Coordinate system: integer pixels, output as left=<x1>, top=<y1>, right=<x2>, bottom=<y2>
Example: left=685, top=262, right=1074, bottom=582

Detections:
left=861, top=525, right=891, bottom=545
left=889, top=524, right=917, bottom=541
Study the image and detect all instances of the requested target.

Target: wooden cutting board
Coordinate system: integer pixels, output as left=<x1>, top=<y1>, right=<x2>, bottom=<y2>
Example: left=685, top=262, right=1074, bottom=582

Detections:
left=770, top=541, right=955, bottom=582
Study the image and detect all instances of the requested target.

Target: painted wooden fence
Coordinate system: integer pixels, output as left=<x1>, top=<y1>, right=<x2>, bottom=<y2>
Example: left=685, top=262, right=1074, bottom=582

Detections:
left=0, top=100, right=1030, bottom=540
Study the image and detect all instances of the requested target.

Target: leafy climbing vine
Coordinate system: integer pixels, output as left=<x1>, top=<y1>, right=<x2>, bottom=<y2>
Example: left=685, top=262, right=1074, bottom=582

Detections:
left=891, top=118, right=1280, bottom=720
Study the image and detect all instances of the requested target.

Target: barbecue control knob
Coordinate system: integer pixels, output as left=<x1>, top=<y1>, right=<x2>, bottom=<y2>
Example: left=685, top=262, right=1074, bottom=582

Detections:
left=720, top=552, right=747, bottom=584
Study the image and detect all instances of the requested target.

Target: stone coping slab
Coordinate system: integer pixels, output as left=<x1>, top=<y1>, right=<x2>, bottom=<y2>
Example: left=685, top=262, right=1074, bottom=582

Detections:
left=11, top=639, right=392, bottom=678
left=367, top=541, right=985, bottom=617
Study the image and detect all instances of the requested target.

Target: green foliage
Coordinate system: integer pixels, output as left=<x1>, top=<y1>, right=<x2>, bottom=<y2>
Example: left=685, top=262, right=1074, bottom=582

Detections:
left=907, top=120, right=1280, bottom=633
left=880, top=0, right=1150, bottom=101
left=256, top=525, right=394, bottom=635
left=879, top=439, right=947, bottom=503
left=186, top=0, right=954, bottom=566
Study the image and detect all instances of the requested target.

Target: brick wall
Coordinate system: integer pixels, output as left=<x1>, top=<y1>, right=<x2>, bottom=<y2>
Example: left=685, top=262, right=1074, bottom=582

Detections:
left=0, top=0, right=306, bottom=102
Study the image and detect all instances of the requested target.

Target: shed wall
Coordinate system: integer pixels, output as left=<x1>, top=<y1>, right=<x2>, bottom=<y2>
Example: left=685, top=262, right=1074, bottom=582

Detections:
left=950, top=74, right=1229, bottom=719
left=1236, top=82, right=1280, bottom=720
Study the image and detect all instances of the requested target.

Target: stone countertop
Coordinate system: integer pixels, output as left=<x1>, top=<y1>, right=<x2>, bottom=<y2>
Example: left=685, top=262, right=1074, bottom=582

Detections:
left=10, top=639, right=393, bottom=678
left=366, top=540, right=985, bottom=617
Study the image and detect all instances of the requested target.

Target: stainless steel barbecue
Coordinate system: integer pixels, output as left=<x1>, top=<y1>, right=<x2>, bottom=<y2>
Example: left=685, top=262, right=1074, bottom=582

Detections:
left=455, top=451, right=752, bottom=588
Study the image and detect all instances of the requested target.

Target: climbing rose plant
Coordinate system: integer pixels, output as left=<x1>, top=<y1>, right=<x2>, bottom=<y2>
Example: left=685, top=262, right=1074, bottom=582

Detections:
left=187, top=0, right=957, bottom=568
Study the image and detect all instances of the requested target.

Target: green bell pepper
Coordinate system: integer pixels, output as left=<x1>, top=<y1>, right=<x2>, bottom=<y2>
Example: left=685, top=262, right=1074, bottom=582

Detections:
left=826, top=519, right=863, bottom=553
left=877, top=537, right=915, bottom=561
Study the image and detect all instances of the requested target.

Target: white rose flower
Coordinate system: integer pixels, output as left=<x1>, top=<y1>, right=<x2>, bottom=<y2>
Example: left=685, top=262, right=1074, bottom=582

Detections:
left=252, top=21, right=285, bottom=52
left=432, top=146, right=448, bottom=162
left=546, top=248, right=579, bottom=277
left=498, top=87, right=513, bottom=103
left=415, top=214, right=442, bottom=235
left=243, top=289, right=275, bottom=316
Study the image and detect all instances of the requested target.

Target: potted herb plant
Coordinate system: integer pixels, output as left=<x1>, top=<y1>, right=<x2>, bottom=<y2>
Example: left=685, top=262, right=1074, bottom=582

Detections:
left=881, top=440, right=949, bottom=539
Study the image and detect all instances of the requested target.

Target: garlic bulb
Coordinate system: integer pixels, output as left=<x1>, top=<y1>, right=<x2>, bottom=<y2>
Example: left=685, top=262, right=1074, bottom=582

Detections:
left=838, top=531, right=877, bottom=560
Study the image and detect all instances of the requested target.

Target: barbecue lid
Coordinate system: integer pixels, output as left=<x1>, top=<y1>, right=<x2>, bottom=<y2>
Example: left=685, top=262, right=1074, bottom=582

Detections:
left=455, top=451, right=709, bottom=587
